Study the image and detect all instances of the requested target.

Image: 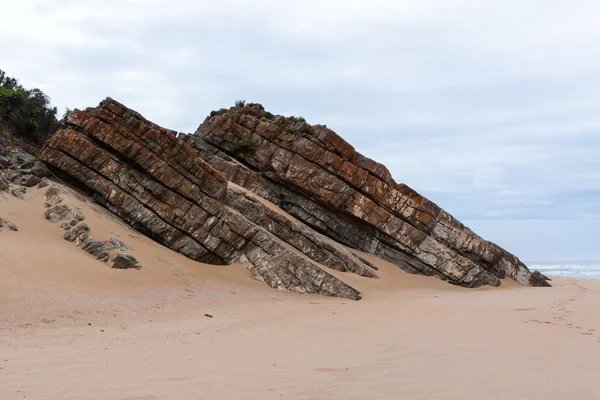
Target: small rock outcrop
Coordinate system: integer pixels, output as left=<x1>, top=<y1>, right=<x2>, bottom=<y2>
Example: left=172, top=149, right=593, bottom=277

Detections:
left=40, top=98, right=549, bottom=299
left=0, top=175, right=8, bottom=192
left=64, top=222, right=91, bottom=244
left=42, top=187, right=140, bottom=267
left=22, top=174, right=42, bottom=187
left=0, top=217, right=18, bottom=232
left=0, top=142, right=50, bottom=197
left=44, top=204, right=85, bottom=223
left=111, top=253, right=141, bottom=270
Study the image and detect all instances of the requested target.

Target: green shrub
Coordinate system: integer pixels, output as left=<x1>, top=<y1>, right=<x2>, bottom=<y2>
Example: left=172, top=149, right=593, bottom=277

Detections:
left=210, top=110, right=218, bottom=117
left=0, top=71, right=60, bottom=144
left=258, top=111, right=274, bottom=119
left=299, top=125, right=315, bottom=135
left=232, top=140, right=256, bottom=153
left=235, top=100, right=246, bottom=108
left=247, top=103, right=265, bottom=111
left=288, top=116, right=307, bottom=123
left=286, top=127, right=297, bottom=134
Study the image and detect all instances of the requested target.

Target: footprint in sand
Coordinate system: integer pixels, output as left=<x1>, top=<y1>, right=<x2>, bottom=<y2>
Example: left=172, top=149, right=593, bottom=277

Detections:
left=528, top=319, right=552, bottom=325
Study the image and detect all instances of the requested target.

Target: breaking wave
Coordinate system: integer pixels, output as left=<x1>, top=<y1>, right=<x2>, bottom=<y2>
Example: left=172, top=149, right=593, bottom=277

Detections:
left=528, top=262, right=600, bottom=279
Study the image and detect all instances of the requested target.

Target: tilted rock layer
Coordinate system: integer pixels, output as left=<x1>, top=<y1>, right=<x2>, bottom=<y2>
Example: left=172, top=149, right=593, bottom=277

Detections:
left=42, top=99, right=364, bottom=300
left=41, top=98, right=549, bottom=299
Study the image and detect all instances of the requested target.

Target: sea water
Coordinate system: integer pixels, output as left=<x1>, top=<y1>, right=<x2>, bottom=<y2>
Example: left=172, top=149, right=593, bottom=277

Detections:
left=527, top=261, right=600, bottom=279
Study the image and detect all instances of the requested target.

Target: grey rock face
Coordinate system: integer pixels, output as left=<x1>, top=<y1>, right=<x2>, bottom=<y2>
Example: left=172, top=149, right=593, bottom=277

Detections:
left=0, top=156, right=10, bottom=168
left=0, top=217, right=18, bottom=232
left=226, top=185, right=377, bottom=278
left=63, top=221, right=138, bottom=266
left=106, top=238, right=132, bottom=252
left=45, top=205, right=75, bottom=223
left=44, top=186, right=63, bottom=208
left=64, top=223, right=91, bottom=245
left=11, top=187, right=25, bottom=199
left=22, top=175, right=42, bottom=187
left=82, top=240, right=111, bottom=262
left=12, top=151, right=35, bottom=167
left=31, top=161, right=51, bottom=178
left=7, top=171, right=23, bottom=182
left=0, top=175, right=9, bottom=192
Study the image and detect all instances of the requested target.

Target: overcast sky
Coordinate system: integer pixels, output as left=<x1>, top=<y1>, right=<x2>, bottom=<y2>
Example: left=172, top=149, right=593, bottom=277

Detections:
left=2, top=0, right=599, bottom=261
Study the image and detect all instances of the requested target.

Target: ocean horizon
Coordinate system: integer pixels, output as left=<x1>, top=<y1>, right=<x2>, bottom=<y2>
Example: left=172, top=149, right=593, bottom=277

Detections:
left=527, top=261, right=600, bottom=279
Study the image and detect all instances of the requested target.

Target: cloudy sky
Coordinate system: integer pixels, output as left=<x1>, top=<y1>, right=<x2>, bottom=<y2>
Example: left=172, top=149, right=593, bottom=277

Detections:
left=2, top=0, right=599, bottom=261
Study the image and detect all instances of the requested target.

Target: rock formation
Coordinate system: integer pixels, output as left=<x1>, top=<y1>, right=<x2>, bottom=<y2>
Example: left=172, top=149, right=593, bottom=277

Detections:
left=39, top=185, right=141, bottom=268
left=184, top=104, right=551, bottom=288
left=40, top=98, right=549, bottom=299
left=41, top=99, right=363, bottom=299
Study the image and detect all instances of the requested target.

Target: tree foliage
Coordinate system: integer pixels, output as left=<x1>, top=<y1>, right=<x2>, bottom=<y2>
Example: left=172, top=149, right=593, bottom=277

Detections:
left=0, top=69, right=60, bottom=144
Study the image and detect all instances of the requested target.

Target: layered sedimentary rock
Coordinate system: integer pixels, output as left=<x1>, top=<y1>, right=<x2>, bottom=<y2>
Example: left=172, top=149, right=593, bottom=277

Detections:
left=41, top=98, right=549, bottom=299
left=182, top=104, right=550, bottom=288
left=41, top=98, right=364, bottom=299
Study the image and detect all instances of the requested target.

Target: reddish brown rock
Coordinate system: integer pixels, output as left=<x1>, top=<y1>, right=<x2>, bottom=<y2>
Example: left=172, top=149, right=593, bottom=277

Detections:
left=41, top=98, right=548, bottom=298
left=184, top=104, right=549, bottom=288
left=41, top=98, right=363, bottom=300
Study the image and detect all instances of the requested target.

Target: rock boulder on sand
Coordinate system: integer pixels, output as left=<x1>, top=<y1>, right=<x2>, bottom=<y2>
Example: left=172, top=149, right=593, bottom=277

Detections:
left=0, top=174, right=9, bottom=192
left=22, top=175, right=42, bottom=187
left=111, top=253, right=141, bottom=270
left=31, top=161, right=51, bottom=178
left=45, top=204, right=85, bottom=223
left=0, top=217, right=18, bottom=232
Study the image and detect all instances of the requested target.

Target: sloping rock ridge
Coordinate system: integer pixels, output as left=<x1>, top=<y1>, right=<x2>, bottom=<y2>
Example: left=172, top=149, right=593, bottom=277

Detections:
left=41, top=98, right=365, bottom=300
left=40, top=98, right=549, bottom=300
left=182, top=103, right=550, bottom=288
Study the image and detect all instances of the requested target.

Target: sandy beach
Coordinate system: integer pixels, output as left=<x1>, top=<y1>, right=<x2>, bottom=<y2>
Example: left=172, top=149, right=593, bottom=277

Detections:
left=2, top=186, right=600, bottom=399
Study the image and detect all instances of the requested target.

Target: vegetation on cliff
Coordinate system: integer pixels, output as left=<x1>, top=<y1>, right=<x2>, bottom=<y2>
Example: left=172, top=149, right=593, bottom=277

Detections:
left=0, top=69, right=63, bottom=144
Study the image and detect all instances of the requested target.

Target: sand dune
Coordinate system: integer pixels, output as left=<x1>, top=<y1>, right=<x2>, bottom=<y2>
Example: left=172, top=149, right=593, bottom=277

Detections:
left=2, top=184, right=600, bottom=399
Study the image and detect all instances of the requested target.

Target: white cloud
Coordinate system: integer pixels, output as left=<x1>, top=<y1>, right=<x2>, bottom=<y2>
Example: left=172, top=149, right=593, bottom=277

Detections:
left=1, top=0, right=599, bottom=260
